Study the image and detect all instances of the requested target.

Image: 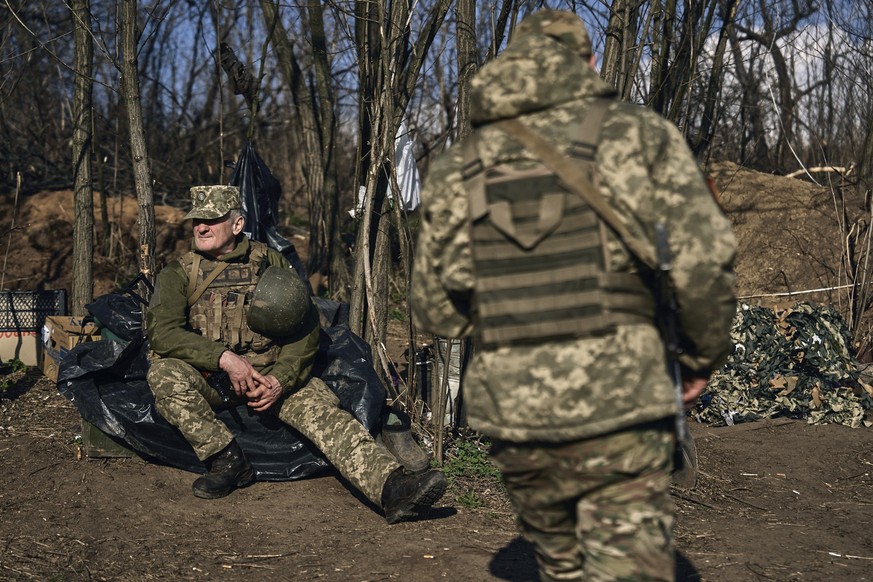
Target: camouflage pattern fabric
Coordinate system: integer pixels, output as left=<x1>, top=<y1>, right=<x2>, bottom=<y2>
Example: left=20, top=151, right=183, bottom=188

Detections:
left=513, top=9, right=592, bottom=58
left=147, top=357, right=235, bottom=460
left=147, top=361, right=399, bottom=497
left=410, top=8, right=735, bottom=580
left=491, top=420, right=675, bottom=582
left=698, top=302, right=873, bottom=428
left=147, top=238, right=318, bottom=391
left=184, top=185, right=241, bottom=220
left=411, top=10, right=736, bottom=443
left=278, top=377, right=400, bottom=504
left=147, top=231, right=400, bottom=497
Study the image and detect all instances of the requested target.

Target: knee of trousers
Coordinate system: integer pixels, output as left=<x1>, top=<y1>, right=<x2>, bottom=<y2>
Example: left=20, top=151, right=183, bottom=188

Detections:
left=147, top=358, right=204, bottom=404
left=281, top=376, right=341, bottom=418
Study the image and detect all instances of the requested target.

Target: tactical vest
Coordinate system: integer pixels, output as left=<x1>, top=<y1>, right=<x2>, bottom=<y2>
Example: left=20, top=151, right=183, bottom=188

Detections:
left=462, top=100, right=654, bottom=349
left=178, top=240, right=280, bottom=367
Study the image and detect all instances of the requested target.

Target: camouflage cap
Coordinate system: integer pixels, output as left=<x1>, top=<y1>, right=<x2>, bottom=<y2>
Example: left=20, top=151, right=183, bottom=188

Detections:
left=514, top=9, right=592, bottom=57
left=184, top=185, right=241, bottom=220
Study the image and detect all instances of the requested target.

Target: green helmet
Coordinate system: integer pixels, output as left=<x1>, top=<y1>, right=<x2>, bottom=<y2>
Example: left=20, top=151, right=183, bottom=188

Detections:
left=248, top=265, right=311, bottom=338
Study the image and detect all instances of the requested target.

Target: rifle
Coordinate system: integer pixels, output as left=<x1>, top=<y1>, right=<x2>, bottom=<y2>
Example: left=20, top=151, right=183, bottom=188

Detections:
left=203, top=371, right=246, bottom=417
left=205, top=371, right=235, bottom=404
left=654, top=223, right=698, bottom=488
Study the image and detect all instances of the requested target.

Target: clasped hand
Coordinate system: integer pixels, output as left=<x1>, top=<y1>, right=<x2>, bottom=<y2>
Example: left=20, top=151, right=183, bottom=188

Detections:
left=218, top=351, right=283, bottom=412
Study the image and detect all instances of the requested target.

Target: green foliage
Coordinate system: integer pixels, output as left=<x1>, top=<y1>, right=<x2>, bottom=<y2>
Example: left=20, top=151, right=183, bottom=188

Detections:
left=455, top=490, right=483, bottom=509
left=443, top=438, right=501, bottom=481
left=388, top=307, right=406, bottom=322
left=0, top=358, right=28, bottom=391
left=285, top=213, right=310, bottom=228
left=7, top=359, right=27, bottom=373
left=389, top=286, right=405, bottom=305
left=442, top=436, right=505, bottom=510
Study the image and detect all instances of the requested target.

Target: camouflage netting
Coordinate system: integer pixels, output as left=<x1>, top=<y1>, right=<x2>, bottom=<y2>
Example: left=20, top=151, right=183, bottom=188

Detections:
left=694, top=302, right=873, bottom=428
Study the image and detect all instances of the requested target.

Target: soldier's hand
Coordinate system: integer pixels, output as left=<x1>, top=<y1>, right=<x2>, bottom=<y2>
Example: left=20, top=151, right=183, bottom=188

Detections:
left=219, top=350, right=266, bottom=396
left=246, top=374, right=282, bottom=412
left=681, top=374, right=710, bottom=407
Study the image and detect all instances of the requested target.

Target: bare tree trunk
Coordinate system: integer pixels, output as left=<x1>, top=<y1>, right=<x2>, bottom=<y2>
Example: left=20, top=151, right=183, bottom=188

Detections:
left=71, top=0, right=93, bottom=316
left=735, top=0, right=818, bottom=172
left=484, top=1, right=518, bottom=63
left=261, top=1, right=347, bottom=298
left=120, top=0, right=155, bottom=305
left=649, top=0, right=677, bottom=114
left=601, top=0, right=643, bottom=96
left=455, top=0, right=477, bottom=141
left=692, top=0, right=739, bottom=157
left=350, top=0, right=452, bottom=386
left=728, top=30, right=770, bottom=170
left=859, top=113, right=873, bottom=202
left=664, top=1, right=718, bottom=125
left=307, top=3, right=345, bottom=299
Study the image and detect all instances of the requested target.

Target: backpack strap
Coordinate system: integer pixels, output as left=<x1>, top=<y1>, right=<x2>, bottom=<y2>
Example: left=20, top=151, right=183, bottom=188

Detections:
left=569, top=98, right=610, bottom=158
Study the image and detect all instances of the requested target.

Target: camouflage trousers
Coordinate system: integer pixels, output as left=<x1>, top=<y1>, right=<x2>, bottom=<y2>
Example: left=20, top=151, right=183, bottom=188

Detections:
left=147, top=358, right=400, bottom=505
left=490, top=419, right=675, bottom=582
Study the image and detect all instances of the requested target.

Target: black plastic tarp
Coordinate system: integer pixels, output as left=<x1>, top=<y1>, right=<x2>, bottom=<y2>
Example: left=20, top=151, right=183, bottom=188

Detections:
left=57, top=142, right=377, bottom=480
left=57, top=298, right=387, bottom=481
left=229, top=139, right=310, bottom=292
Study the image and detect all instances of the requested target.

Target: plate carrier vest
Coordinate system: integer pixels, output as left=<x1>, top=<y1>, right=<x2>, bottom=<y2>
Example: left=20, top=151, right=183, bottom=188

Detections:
left=461, top=99, right=655, bottom=349
left=179, top=240, right=280, bottom=367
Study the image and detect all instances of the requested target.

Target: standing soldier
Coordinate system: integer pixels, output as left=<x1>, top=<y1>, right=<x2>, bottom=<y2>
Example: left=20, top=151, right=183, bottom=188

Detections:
left=411, top=9, right=735, bottom=581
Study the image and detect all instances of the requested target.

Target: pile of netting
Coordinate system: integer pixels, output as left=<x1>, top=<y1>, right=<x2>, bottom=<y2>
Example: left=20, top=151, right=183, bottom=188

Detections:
left=694, top=302, right=873, bottom=428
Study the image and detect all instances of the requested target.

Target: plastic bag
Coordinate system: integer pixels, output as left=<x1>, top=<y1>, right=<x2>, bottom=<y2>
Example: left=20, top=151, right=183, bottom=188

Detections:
left=84, top=273, right=152, bottom=341
left=229, top=140, right=310, bottom=292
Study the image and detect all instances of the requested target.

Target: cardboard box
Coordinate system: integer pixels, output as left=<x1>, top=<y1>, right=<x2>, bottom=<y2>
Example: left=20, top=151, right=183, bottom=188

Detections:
left=41, top=316, right=101, bottom=382
left=0, top=330, right=39, bottom=366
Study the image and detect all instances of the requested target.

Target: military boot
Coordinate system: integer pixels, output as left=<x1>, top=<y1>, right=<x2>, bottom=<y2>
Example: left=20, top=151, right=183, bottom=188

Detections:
left=192, top=440, right=255, bottom=499
left=381, top=467, right=447, bottom=524
left=377, top=409, right=431, bottom=473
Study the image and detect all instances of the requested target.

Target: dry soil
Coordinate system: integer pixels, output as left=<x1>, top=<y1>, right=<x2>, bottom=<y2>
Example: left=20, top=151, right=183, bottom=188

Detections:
left=1, top=164, right=872, bottom=581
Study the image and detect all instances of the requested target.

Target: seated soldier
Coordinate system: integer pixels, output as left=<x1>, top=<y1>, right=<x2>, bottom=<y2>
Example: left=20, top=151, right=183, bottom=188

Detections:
left=146, top=184, right=446, bottom=524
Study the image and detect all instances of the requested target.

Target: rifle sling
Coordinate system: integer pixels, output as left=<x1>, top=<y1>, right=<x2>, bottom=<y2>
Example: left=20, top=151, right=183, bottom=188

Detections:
left=187, top=254, right=230, bottom=307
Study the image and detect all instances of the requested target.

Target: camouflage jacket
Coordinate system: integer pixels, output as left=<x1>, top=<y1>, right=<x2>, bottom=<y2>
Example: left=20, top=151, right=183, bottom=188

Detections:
left=146, top=237, right=320, bottom=393
left=411, top=32, right=737, bottom=442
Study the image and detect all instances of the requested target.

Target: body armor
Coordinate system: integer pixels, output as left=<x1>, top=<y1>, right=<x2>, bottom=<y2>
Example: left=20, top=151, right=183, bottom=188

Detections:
left=179, top=241, right=280, bottom=367
left=462, top=101, right=654, bottom=349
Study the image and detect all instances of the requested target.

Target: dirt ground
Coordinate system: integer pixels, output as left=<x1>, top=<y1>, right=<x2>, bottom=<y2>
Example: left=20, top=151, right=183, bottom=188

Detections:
left=2, top=163, right=873, bottom=581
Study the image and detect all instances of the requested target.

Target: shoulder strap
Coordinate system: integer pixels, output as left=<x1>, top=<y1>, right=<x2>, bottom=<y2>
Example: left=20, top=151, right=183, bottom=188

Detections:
left=495, top=105, right=657, bottom=270
left=186, top=253, right=229, bottom=307
left=461, top=138, right=488, bottom=221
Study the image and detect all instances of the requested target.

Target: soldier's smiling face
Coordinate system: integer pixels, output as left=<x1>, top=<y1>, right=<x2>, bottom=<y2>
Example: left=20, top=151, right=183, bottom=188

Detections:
left=192, top=212, right=244, bottom=258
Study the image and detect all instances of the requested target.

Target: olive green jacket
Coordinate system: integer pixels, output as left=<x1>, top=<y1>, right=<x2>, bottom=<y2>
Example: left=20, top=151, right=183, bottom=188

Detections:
left=411, top=32, right=737, bottom=442
left=146, top=237, right=320, bottom=393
